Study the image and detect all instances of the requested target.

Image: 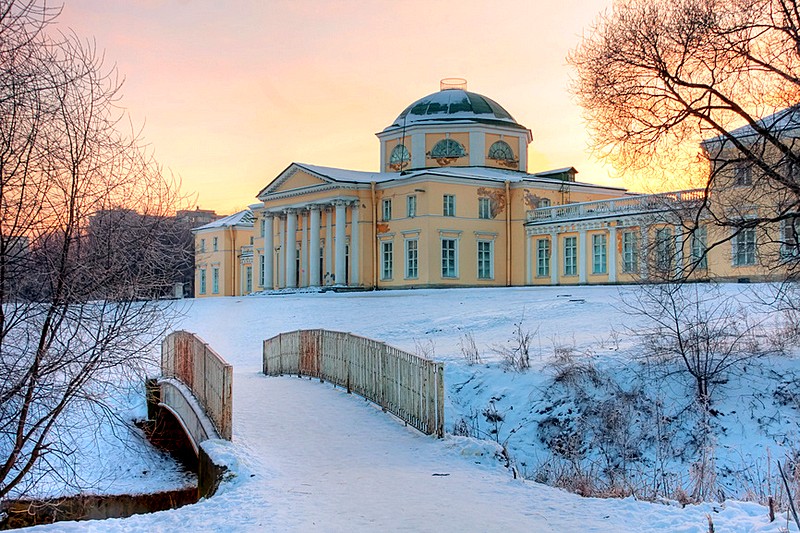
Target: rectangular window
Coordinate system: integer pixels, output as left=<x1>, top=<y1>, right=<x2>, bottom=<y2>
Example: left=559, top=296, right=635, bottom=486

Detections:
left=690, top=227, right=708, bottom=269
left=536, top=239, right=550, bottom=277
left=441, top=238, right=457, bottom=277
left=212, top=267, right=219, bottom=294
left=212, top=236, right=219, bottom=252
left=199, top=268, right=207, bottom=294
left=260, top=219, right=266, bottom=237
left=199, top=238, right=206, bottom=253
left=245, top=266, right=253, bottom=293
left=733, top=228, right=756, bottom=266
left=407, top=195, right=417, bottom=218
left=259, top=254, right=266, bottom=286
left=405, top=238, right=418, bottom=279
left=782, top=217, right=800, bottom=258
left=734, top=162, right=752, bottom=186
left=539, top=198, right=551, bottom=208
left=655, top=228, right=674, bottom=272
left=477, top=240, right=493, bottom=279
left=443, top=194, right=456, bottom=217
left=478, top=197, right=492, bottom=219
left=382, top=198, right=392, bottom=222
left=622, top=231, right=639, bottom=273
left=564, top=236, right=577, bottom=276
left=592, top=234, right=607, bottom=274
left=381, top=241, right=393, bottom=280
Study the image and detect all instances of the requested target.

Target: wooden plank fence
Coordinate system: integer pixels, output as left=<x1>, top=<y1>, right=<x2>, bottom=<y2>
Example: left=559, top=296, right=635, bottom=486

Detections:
left=161, top=330, right=233, bottom=440
left=263, top=329, right=445, bottom=438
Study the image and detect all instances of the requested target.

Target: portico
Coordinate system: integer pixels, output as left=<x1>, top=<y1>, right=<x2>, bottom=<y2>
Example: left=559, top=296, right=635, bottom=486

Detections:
left=258, top=197, right=360, bottom=290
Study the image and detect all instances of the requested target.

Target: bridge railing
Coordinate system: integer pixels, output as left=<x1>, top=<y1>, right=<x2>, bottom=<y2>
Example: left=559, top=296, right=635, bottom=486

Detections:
left=263, top=329, right=445, bottom=438
left=161, top=330, right=233, bottom=440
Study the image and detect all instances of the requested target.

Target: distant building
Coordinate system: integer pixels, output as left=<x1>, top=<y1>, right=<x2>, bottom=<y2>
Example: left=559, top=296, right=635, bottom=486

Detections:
left=177, top=208, right=220, bottom=228
left=194, top=80, right=798, bottom=297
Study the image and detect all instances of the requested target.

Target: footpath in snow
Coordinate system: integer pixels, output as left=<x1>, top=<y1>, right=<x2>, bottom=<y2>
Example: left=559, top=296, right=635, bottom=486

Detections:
left=25, top=370, right=789, bottom=532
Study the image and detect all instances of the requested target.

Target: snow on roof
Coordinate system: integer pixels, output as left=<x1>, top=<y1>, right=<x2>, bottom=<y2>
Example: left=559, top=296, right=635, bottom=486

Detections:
left=703, top=104, right=800, bottom=145
left=193, top=209, right=254, bottom=231
left=383, top=88, right=527, bottom=132
left=288, top=163, right=624, bottom=192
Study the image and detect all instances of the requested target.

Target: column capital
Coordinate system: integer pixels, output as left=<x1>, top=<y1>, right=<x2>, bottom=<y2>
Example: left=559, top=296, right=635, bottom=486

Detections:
left=284, top=207, right=297, bottom=215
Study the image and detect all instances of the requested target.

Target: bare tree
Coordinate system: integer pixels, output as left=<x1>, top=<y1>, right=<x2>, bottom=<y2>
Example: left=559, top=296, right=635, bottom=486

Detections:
left=627, top=283, right=771, bottom=404
left=570, top=0, right=800, bottom=278
left=0, top=1, right=187, bottom=500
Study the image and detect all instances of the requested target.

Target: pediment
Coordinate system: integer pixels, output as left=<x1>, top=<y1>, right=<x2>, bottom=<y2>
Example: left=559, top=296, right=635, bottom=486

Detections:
left=257, top=164, right=333, bottom=199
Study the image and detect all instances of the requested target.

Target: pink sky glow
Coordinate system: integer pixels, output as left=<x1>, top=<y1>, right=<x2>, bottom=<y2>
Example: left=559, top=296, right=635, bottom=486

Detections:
left=59, top=0, right=624, bottom=215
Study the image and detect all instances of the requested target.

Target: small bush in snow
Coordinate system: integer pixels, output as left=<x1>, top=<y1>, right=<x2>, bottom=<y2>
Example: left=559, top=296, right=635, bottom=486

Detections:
left=458, top=331, right=482, bottom=365
left=494, top=313, right=537, bottom=371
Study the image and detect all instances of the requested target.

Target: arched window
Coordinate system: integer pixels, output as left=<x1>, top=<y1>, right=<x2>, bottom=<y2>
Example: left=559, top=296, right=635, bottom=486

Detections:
left=487, top=140, right=518, bottom=168
left=389, top=144, right=410, bottom=170
left=430, top=138, right=466, bottom=159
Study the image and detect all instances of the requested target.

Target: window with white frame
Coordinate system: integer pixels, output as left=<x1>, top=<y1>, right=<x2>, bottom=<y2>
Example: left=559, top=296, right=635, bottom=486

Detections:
left=382, top=198, right=392, bottom=221
left=655, top=228, right=674, bottom=272
left=539, top=198, right=551, bottom=208
left=733, top=228, right=756, bottom=266
left=245, top=266, right=253, bottom=293
left=405, top=238, right=418, bottom=279
left=381, top=241, right=393, bottom=280
left=407, top=195, right=417, bottom=218
left=622, top=231, right=638, bottom=273
left=443, top=194, right=456, bottom=217
left=259, top=255, right=265, bottom=286
left=781, top=216, right=800, bottom=258
left=212, top=267, right=219, bottom=294
left=536, top=238, right=550, bottom=277
left=690, top=226, right=708, bottom=269
left=441, top=238, right=458, bottom=277
left=477, top=240, right=493, bottom=279
left=212, top=236, right=219, bottom=252
left=478, top=197, right=492, bottom=219
left=734, top=162, right=752, bottom=186
left=592, top=234, right=607, bottom=274
left=199, top=238, right=206, bottom=253
left=260, top=218, right=265, bottom=237
left=199, top=268, right=207, bottom=294
left=564, top=236, right=577, bottom=276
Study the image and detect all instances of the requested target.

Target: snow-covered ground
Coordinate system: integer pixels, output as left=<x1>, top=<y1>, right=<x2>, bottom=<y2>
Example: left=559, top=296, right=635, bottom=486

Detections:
left=19, top=285, right=800, bottom=531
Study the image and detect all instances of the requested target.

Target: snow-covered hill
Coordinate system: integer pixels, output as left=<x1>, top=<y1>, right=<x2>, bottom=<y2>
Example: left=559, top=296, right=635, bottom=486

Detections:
left=19, top=284, right=800, bottom=531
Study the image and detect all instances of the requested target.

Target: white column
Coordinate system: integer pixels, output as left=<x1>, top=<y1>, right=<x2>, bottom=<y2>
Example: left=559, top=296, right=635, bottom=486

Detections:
left=550, top=230, right=559, bottom=285
left=518, top=135, right=528, bottom=173
left=264, top=215, right=275, bottom=289
left=674, top=224, right=683, bottom=278
left=639, top=223, right=649, bottom=280
left=469, top=131, right=486, bottom=167
left=334, top=201, right=347, bottom=285
left=309, top=206, right=321, bottom=286
left=525, top=233, right=532, bottom=285
left=350, top=204, right=360, bottom=285
left=608, top=225, right=618, bottom=283
left=578, top=228, right=587, bottom=284
left=300, top=210, right=308, bottom=287
left=277, top=216, right=285, bottom=288
left=285, top=209, right=297, bottom=288
left=325, top=207, right=333, bottom=284
left=411, top=133, right=425, bottom=169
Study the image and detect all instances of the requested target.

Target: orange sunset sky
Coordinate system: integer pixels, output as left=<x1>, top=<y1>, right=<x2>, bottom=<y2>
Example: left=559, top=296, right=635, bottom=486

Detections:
left=59, top=0, right=624, bottom=215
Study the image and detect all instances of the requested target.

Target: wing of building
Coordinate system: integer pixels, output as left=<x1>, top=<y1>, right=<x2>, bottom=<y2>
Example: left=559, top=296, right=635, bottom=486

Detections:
left=192, top=81, right=798, bottom=296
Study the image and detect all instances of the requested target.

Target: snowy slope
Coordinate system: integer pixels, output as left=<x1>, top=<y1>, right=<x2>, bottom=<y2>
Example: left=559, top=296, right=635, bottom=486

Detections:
left=23, top=371, right=793, bottom=532
left=19, top=284, right=800, bottom=531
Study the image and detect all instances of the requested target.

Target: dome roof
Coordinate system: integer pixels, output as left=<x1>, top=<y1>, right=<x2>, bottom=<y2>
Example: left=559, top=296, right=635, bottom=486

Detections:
left=385, top=89, right=527, bottom=132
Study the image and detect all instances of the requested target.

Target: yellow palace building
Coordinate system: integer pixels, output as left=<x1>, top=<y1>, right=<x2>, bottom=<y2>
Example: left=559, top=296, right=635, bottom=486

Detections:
left=193, top=80, right=797, bottom=297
